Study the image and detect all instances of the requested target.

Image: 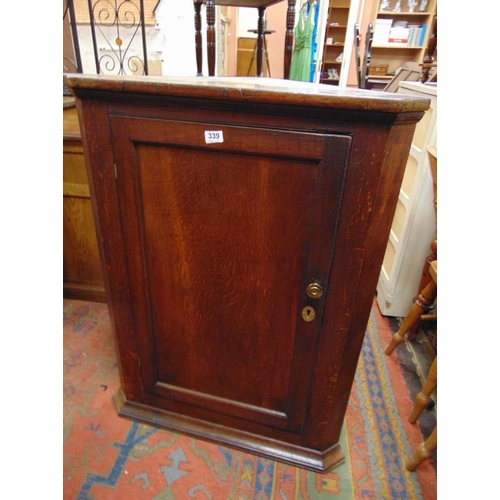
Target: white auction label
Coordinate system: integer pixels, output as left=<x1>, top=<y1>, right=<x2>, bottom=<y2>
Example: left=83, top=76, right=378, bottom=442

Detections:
left=204, top=130, right=224, bottom=144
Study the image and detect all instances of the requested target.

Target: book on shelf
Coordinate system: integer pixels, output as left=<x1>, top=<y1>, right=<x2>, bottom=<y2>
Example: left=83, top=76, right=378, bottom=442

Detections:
left=407, top=24, right=421, bottom=47
left=388, top=27, right=409, bottom=46
left=378, top=23, right=428, bottom=48
left=373, top=18, right=392, bottom=45
left=373, top=16, right=429, bottom=48
left=406, top=24, right=428, bottom=47
left=418, top=23, right=427, bottom=46
left=392, top=20, right=408, bottom=28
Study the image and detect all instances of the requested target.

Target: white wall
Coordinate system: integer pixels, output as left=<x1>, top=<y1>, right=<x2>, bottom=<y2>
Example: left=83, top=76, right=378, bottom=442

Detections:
left=237, top=7, right=259, bottom=38
left=155, top=0, right=199, bottom=76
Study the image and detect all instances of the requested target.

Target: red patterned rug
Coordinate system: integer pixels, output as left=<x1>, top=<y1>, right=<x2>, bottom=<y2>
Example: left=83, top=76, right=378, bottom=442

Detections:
left=63, top=298, right=436, bottom=499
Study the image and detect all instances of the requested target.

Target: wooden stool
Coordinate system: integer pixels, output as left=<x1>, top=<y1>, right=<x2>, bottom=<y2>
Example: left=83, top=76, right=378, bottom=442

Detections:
left=405, top=357, right=437, bottom=471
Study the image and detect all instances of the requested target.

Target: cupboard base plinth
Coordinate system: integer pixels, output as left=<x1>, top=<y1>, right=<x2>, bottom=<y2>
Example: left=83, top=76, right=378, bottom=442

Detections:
left=113, top=388, right=345, bottom=473
left=63, top=282, right=106, bottom=303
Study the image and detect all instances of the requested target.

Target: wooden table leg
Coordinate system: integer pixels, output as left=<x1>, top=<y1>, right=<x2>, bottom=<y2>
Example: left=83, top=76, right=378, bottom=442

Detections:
left=284, top=0, right=296, bottom=79
left=206, top=0, right=216, bottom=76
left=194, top=1, right=203, bottom=76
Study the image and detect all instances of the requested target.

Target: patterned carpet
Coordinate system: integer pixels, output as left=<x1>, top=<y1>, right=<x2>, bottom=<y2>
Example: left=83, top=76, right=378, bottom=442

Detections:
left=63, top=299, right=437, bottom=499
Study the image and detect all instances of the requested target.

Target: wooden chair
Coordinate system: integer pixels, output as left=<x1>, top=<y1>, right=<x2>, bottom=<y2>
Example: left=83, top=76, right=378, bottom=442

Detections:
left=360, top=23, right=374, bottom=89
left=385, top=261, right=437, bottom=472
left=383, top=61, right=425, bottom=93
left=354, top=23, right=374, bottom=89
left=385, top=144, right=437, bottom=354
left=384, top=259, right=437, bottom=356
left=405, top=144, right=437, bottom=341
left=354, top=23, right=361, bottom=88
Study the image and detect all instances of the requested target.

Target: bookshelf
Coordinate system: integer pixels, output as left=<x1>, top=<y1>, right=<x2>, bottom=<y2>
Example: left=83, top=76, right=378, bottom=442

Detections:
left=369, top=0, right=436, bottom=76
left=319, top=0, right=353, bottom=86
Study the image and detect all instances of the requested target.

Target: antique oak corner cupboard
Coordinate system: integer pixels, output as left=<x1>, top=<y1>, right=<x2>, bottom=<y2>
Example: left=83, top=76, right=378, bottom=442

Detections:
left=65, top=74, right=429, bottom=473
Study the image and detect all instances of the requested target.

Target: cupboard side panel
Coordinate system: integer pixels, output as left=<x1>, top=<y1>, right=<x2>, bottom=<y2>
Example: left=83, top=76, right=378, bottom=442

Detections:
left=75, top=99, right=144, bottom=402
left=304, top=120, right=420, bottom=449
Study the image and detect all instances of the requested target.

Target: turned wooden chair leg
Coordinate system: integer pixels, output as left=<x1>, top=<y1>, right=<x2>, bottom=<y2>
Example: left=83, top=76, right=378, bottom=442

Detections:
left=407, top=240, right=437, bottom=342
left=406, top=426, right=437, bottom=471
left=406, top=357, right=437, bottom=471
left=385, top=278, right=437, bottom=355
left=408, top=357, right=437, bottom=423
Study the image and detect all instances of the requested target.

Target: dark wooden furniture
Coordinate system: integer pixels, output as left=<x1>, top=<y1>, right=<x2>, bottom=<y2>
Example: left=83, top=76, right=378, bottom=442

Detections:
left=65, top=74, right=429, bottom=472
left=354, top=23, right=361, bottom=87
left=361, top=23, right=374, bottom=89
left=380, top=61, right=437, bottom=93
left=246, top=28, right=275, bottom=76
left=63, top=100, right=105, bottom=302
left=420, top=16, right=437, bottom=84
left=194, top=0, right=295, bottom=78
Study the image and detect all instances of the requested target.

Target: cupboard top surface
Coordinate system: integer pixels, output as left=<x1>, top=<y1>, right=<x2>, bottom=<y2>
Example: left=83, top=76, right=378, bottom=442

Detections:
left=65, top=75, right=430, bottom=115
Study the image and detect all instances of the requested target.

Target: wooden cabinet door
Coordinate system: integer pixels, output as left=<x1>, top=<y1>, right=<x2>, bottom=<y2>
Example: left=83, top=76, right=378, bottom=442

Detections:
left=109, top=116, right=351, bottom=433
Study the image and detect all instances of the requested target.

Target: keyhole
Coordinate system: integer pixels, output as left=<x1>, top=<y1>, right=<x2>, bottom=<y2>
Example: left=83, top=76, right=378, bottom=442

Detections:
left=302, top=306, right=316, bottom=322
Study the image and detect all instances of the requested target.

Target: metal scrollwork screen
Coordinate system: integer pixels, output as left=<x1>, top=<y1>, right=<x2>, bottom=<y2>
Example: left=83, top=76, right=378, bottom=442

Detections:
left=88, top=0, right=149, bottom=76
left=64, top=0, right=149, bottom=77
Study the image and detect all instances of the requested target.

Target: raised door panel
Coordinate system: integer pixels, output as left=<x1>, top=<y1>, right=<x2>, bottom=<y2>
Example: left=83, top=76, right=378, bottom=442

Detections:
left=110, top=116, right=351, bottom=433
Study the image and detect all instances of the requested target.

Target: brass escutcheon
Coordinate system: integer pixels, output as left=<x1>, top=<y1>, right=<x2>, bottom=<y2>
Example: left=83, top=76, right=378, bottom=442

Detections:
left=302, top=306, right=316, bottom=322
